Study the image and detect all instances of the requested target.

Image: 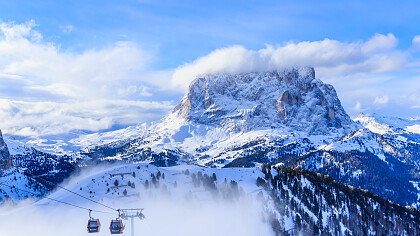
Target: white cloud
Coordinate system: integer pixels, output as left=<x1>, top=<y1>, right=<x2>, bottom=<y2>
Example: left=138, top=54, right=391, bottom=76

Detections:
left=349, top=102, right=369, bottom=115
left=0, top=20, right=41, bottom=41
left=354, top=102, right=362, bottom=112
left=412, top=35, right=420, bottom=51
left=361, top=33, right=398, bottom=53
left=60, top=25, right=74, bottom=34
left=0, top=20, right=176, bottom=138
left=117, top=85, right=153, bottom=97
left=373, top=95, right=389, bottom=105
left=0, top=99, right=174, bottom=138
left=139, top=86, right=153, bottom=97
left=172, top=33, right=405, bottom=89
left=0, top=21, right=163, bottom=100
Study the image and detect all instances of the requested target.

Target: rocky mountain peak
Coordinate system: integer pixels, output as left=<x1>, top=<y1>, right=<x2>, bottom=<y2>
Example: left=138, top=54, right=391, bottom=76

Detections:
left=0, top=129, right=12, bottom=171
left=172, top=67, right=356, bottom=135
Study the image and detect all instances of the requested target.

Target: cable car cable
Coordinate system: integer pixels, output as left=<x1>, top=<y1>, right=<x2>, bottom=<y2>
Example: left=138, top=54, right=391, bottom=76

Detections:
left=145, top=218, right=158, bottom=236
left=13, top=166, right=118, bottom=211
left=0, top=182, right=115, bottom=215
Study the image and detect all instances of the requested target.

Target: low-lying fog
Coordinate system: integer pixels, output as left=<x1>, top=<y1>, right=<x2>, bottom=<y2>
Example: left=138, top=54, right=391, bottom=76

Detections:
left=0, top=164, right=273, bottom=236
left=0, top=195, right=271, bottom=235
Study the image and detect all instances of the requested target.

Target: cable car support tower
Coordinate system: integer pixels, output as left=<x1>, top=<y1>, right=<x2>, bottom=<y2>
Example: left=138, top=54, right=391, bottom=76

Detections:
left=120, top=208, right=145, bottom=236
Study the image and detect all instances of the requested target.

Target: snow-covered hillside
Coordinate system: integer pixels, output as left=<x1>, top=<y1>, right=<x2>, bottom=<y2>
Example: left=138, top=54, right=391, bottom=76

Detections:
left=3, top=163, right=273, bottom=236
left=43, top=163, right=263, bottom=206
left=2, top=163, right=419, bottom=236
left=2, top=124, right=151, bottom=156
left=355, top=113, right=420, bottom=142
left=0, top=168, right=47, bottom=202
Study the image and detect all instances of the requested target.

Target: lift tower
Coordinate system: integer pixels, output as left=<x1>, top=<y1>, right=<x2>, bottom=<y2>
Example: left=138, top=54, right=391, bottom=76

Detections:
left=120, top=208, right=145, bottom=236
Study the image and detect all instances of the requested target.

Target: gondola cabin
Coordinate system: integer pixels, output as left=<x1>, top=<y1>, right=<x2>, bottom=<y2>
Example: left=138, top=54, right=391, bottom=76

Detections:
left=109, top=219, right=124, bottom=234
left=87, top=219, right=101, bottom=233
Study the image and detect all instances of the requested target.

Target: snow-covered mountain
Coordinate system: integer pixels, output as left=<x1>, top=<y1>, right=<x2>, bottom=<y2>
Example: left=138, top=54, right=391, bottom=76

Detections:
left=2, top=125, right=151, bottom=156
left=2, top=67, right=420, bottom=213
left=3, top=67, right=359, bottom=165
left=79, top=67, right=359, bottom=165
left=70, top=68, right=419, bottom=208
left=297, top=113, right=420, bottom=207
left=355, top=113, right=420, bottom=142
left=172, top=67, right=355, bottom=134
left=0, top=129, right=76, bottom=203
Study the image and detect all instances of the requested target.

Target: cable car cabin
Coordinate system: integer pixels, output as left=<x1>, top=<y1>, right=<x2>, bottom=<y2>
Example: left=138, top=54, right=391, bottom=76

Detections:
left=109, top=220, right=124, bottom=234
left=87, top=219, right=101, bottom=233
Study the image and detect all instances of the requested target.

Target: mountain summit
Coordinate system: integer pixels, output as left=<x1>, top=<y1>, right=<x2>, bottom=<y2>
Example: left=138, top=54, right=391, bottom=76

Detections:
left=172, top=67, right=355, bottom=135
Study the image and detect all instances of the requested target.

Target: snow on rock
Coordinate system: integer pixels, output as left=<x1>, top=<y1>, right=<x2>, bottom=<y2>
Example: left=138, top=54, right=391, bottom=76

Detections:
left=0, top=129, right=12, bottom=171
left=172, top=67, right=357, bottom=135
left=355, top=113, right=420, bottom=143
left=411, top=181, right=420, bottom=208
left=321, top=129, right=388, bottom=163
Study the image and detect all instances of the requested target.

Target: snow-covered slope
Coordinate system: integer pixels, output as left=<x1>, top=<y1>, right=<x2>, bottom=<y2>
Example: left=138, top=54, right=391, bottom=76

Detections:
left=42, top=163, right=262, bottom=206
left=0, top=134, right=76, bottom=202
left=355, top=113, right=420, bottom=142
left=0, top=168, right=48, bottom=204
left=6, top=163, right=419, bottom=236
left=30, top=163, right=272, bottom=236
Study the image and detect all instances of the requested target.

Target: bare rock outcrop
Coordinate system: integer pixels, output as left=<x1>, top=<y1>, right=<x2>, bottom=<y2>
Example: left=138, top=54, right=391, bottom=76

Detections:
left=0, top=129, right=12, bottom=171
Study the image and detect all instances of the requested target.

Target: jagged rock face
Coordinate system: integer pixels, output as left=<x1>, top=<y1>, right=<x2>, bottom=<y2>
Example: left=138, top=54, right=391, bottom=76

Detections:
left=0, top=129, right=12, bottom=171
left=173, top=67, right=354, bottom=134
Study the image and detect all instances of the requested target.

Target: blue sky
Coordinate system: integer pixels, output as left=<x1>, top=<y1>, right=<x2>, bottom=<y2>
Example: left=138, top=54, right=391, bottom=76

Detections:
left=0, top=0, right=419, bottom=138
left=3, top=0, right=420, bottom=67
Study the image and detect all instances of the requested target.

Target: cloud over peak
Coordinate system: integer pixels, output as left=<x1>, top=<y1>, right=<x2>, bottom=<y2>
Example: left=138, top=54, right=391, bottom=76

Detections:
left=172, top=33, right=404, bottom=89
left=1, top=20, right=419, bottom=139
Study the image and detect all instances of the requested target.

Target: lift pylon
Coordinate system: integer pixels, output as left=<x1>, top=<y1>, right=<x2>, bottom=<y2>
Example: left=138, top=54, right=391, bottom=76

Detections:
left=120, top=208, right=145, bottom=236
